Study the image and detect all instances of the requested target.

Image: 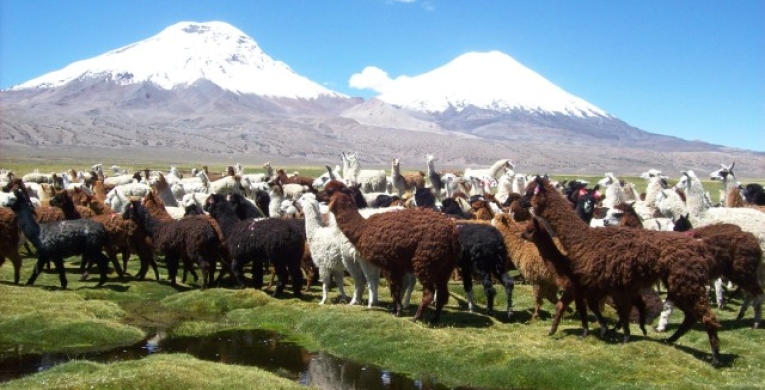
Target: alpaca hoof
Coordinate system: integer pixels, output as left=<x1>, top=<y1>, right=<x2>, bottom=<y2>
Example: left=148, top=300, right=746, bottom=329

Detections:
left=580, top=329, right=589, bottom=339
left=79, top=273, right=89, bottom=281
left=654, top=326, right=666, bottom=333
left=622, top=335, right=630, bottom=344
left=753, top=322, right=760, bottom=329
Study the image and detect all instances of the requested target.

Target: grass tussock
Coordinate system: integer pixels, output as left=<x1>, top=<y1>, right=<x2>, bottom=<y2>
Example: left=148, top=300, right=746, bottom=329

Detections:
left=0, top=214, right=764, bottom=389
left=0, top=353, right=310, bottom=390
left=0, top=284, right=145, bottom=353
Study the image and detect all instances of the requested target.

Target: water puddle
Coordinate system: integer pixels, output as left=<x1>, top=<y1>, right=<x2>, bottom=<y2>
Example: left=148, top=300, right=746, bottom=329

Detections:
left=0, top=329, right=468, bottom=389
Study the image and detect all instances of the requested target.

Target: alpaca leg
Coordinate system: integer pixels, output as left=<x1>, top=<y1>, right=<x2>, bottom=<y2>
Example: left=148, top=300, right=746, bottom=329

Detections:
left=52, top=256, right=68, bottom=290
left=713, top=278, right=725, bottom=308
left=633, top=295, right=649, bottom=336
left=252, top=261, right=265, bottom=289
left=655, top=299, right=674, bottom=332
left=499, top=272, right=515, bottom=319
left=272, top=262, right=289, bottom=298
left=119, top=247, right=131, bottom=277
left=431, top=278, right=450, bottom=323
left=26, top=253, right=51, bottom=287
left=343, top=261, right=365, bottom=305
left=332, top=269, right=347, bottom=303
left=587, top=295, right=609, bottom=338
left=401, top=273, right=416, bottom=310
left=753, top=294, right=763, bottom=329
left=360, top=259, right=380, bottom=307
left=531, top=285, right=542, bottom=319
left=387, top=272, right=405, bottom=316
left=107, top=247, right=125, bottom=278
left=415, top=281, right=436, bottom=322
left=8, top=252, right=22, bottom=285
left=612, top=297, right=633, bottom=343
left=460, top=267, right=475, bottom=312
left=550, top=290, right=575, bottom=336
left=479, top=271, right=496, bottom=316
left=737, top=295, right=750, bottom=321
left=92, top=252, right=110, bottom=287
left=319, top=268, right=331, bottom=305
left=165, top=254, right=180, bottom=286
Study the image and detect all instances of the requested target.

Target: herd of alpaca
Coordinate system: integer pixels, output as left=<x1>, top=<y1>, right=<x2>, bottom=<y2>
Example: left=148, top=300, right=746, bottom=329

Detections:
left=2, top=155, right=765, bottom=367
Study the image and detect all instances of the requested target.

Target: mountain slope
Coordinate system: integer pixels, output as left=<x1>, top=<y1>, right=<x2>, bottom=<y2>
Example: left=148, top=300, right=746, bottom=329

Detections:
left=10, top=21, right=344, bottom=100
left=374, top=51, right=608, bottom=117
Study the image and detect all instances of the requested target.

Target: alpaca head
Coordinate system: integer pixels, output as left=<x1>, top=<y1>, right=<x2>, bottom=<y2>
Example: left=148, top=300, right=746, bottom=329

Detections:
left=672, top=213, right=693, bottom=232
left=328, top=190, right=357, bottom=215
left=709, top=162, right=736, bottom=183
left=520, top=175, right=555, bottom=215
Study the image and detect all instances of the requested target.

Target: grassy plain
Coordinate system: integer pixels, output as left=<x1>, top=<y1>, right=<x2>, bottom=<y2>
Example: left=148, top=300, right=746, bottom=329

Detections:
left=0, top=159, right=762, bottom=389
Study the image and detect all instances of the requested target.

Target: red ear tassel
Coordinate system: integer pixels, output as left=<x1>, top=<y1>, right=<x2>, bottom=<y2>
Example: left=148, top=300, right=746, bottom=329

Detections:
left=534, top=185, right=540, bottom=195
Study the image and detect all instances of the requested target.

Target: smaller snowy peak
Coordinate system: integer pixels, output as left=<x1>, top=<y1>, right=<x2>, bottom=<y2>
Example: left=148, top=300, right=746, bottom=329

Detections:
left=12, top=21, right=345, bottom=99
left=373, top=51, right=609, bottom=118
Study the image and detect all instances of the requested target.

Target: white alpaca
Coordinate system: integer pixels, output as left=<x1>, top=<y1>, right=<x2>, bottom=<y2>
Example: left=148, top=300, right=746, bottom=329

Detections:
left=390, top=158, right=412, bottom=197
left=312, top=164, right=342, bottom=190
left=104, top=173, right=137, bottom=188
left=206, top=173, right=242, bottom=196
left=441, top=173, right=460, bottom=199
left=104, top=182, right=152, bottom=213
left=675, top=169, right=765, bottom=262
left=297, top=194, right=349, bottom=305
left=709, top=162, right=740, bottom=207
left=494, top=171, right=515, bottom=205
left=341, top=152, right=387, bottom=193
left=21, top=169, right=54, bottom=184
left=598, top=172, right=625, bottom=210
left=425, top=154, right=443, bottom=203
left=510, top=173, right=528, bottom=197
left=463, top=159, right=514, bottom=186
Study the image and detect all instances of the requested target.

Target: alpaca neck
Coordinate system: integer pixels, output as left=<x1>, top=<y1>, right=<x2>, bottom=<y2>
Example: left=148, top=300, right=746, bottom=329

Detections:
left=301, top=201, right=323, bottom=241
left=210, top=204, right=241, bottom=239
left=535, top=185, right=591, bottom=255
left=426, top=159, right=435, bottom=176
left=684, top=178, right=709, bottom=217
left=58, top=200, right=81, bottom=220
left=643, top=178, right=662, bottom=207
left=392, top=163, right=401, bottom=178
left=137, top=207, right=164, bottom=238
left=528, top=226, right=575, bottom=287
left=269, top=191, right=283, bottom=217
left=488, top=160, right=508, bottom=179
left=12, top=201, right=42, bottom=250
left=332, top=201, right=366, bottom=248
left=154, top=183, right=178, bottom=207
left=94, top=180, right=107, bottom=201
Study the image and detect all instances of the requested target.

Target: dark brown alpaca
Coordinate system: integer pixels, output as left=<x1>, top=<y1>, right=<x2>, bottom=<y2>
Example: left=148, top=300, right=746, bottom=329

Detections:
left=671, top=216, right=764, bottom=329
left=325, top=180, right=460, bottom=322
left=0, top=207, right=23, bottom=284
left=521, top=176, right=722, bottom=366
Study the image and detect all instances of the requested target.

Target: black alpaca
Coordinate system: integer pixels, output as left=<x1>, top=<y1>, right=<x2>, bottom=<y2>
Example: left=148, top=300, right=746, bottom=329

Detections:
left=122, top=199, right=220, bottom=289
left=228, top=193, right=266, bottom=219
left=48, top=190, right=125, bottom=279
left=204, top=194, right=305, bottom=297
left=8, top=186, right=110, bottom=289
left=456, top=223, right=514, bottom=318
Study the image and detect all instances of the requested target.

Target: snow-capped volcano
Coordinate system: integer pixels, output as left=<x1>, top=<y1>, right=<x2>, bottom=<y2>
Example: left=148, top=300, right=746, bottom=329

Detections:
left=371, top=51, right=609, bottom=118
left=11, top=21, right=344, bottom=99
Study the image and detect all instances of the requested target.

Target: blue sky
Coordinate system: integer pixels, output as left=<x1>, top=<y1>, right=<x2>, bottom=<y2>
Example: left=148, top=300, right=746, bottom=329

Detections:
left=1, top=0, right=763, bottom=151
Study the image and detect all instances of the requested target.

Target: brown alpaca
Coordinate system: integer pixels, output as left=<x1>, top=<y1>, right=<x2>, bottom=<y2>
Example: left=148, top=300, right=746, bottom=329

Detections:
left=492, top=213, right=561, bottom=319
left=672, top=219, right=764, bottom=328
left=275, top=169, right=314, bottom=188
left=72, top=188, right=160, bottom=281
left=0, top=208, right=24, bottom=284
left=326, top=180, right=460, bottom=322
left=522, top=176, right=722, bottom=366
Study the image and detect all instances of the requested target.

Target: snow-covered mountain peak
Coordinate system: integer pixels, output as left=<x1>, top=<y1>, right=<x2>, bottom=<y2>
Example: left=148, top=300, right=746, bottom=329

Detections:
left=11, top=21, right=344, bottom=99
left=375, top=50, right=609, bottom=117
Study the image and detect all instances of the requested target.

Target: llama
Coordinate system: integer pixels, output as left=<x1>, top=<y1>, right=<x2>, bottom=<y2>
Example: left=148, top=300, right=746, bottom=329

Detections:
left=341, top=152, right=387, bottom=193
left=454, top=222, right=514, bottom=318
left=204, top=194, right=305, bottom=297
left=521, top=176, right=722, bottom=366
left=7, top=185, right=111, bottom=289
left=709, top=162, right=739, bottom=206
left=325, top=180, right=460, bottom=322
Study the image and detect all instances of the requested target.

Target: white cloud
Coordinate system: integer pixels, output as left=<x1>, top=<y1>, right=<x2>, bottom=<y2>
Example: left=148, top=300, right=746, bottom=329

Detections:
left=349, top=66, right=393, bottom=93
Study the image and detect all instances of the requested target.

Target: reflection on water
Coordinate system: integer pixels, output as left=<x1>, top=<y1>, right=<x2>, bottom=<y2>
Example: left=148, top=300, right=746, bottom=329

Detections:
left=0, top=329, right=469, bottom=390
